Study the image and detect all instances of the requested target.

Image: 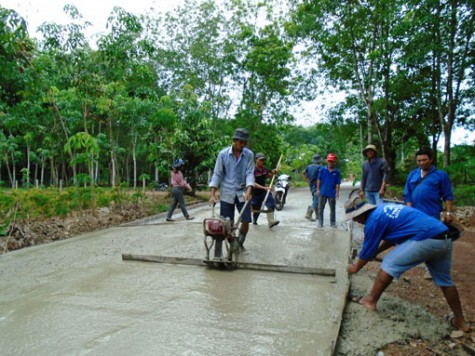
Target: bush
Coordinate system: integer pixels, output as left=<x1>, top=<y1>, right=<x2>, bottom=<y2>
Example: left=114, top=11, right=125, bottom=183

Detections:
left=386, top=184, right=474, bottom=207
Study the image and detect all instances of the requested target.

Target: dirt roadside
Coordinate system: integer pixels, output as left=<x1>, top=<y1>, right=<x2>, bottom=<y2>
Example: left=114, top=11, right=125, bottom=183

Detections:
left=337, top=219, right=475, bottom=355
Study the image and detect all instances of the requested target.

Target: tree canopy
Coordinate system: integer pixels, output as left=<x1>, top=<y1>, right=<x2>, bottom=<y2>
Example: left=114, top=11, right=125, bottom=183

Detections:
left=0, top=1, right=473, bottom=190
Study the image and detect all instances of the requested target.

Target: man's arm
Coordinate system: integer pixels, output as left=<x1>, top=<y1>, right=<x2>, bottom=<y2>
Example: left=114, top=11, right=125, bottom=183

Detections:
left=244, top=151, right=255, bottom=201
left=348, top=258, right=369, bottom=274
left=379, top=158, right=389, bottom=197
left=359, top=163, right=367, bottom=199
left=444, top=200, right=454, bottom=223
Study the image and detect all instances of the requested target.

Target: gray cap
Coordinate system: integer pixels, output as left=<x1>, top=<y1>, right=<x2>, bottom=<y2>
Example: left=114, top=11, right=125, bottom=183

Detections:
left=232, top=128, right=249, bottom=141
left=313, top=154, right=322, bottom=163
left=256, top=152, right=265, bottom=160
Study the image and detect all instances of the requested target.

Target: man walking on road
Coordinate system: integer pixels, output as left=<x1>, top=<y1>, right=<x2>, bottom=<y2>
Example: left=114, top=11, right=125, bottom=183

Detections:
left=302, top=154, right=322, bottom=221
left=317, top=153, right=341, bottom=228
left=209, top=128, right=255, bottom=256
left=251, top=152, right=280, bottom=228
left=359, top=144, right=388, bottom=205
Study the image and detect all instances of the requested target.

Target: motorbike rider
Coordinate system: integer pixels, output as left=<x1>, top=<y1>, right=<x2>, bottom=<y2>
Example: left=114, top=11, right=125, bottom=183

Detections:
left=251, top=153, right=280, bottom=228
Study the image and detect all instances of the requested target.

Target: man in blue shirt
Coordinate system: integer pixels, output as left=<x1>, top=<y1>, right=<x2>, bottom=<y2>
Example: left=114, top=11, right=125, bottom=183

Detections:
left=316, top=153, right=341, bottom=228
left=404, top=147, right=454, bottom=222
left=302, top=153, right=322, bottom=221
left=404, top=148, right=455, bottom=280
left=344, top=196, right=469, bottom=333
left=209, top=128, right=255, bottom=255
left=359, top=144, right=388, bottom=205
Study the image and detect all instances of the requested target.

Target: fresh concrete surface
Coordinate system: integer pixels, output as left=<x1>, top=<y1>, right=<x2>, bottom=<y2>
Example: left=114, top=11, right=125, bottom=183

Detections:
left=0, top=184, right=355, bottom=355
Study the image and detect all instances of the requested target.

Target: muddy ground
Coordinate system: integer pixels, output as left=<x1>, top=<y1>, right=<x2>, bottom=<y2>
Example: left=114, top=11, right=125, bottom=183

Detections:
left=1, top=194, right=474, bottom=355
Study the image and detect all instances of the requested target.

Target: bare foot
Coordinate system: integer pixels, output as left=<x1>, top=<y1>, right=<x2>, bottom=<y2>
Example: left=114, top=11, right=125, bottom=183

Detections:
left=350, top=295, right=377, bottom=311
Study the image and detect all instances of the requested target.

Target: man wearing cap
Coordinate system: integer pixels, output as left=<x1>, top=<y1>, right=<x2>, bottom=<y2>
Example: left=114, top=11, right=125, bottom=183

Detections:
left=302, top=154, right=322, bottom=221
left=251, top=153, right=280, bottom=228
left=359, top=144, right=388, bottom=205
left=316, top=153, right=341, bottom=228
left=344, top=196, right=469, bottom=333
left=209, top=128, right=255, bottom=256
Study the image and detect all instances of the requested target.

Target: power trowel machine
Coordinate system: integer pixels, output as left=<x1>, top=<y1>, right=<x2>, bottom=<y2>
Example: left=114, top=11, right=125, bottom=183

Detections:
left=202, top=200, right=250, bottom=268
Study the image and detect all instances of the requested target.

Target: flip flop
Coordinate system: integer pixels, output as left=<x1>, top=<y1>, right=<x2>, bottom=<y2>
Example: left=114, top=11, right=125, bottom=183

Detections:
left=446, top=312, right=472, bottom=333
left=348, top=295, right=364, bottom=304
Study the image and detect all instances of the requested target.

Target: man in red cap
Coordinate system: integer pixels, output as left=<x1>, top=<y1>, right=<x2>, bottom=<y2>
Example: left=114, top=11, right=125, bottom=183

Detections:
left=316, top=153, right=341, bottom=228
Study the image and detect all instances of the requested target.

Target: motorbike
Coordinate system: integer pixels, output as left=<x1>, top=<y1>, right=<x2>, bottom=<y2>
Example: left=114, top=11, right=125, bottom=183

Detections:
left=274, top=174, right=291, bottom=211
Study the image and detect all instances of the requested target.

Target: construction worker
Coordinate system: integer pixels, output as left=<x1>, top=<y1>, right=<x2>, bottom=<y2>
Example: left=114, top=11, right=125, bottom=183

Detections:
left=302, top=153, right=322, bottom=221
left=251, top=152, right=280, bottom=228
left=209, top=128, right=255, bottom=256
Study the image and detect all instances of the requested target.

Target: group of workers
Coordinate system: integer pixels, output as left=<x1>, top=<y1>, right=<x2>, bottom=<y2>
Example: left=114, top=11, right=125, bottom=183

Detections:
left=165, top=127, right=470, bottom=334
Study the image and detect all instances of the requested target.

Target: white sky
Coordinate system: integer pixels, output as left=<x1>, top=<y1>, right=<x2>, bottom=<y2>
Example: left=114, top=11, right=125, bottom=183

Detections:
left=0, top=0, right=182, bottom=37
left=1, top=0, right=472, bottom=143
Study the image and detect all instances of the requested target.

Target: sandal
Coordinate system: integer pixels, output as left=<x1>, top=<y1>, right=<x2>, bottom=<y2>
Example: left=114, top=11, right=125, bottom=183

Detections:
left=446, top=312, right=472, bottom=333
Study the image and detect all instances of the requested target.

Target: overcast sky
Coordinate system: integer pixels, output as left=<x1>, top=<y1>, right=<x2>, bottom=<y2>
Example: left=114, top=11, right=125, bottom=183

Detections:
left=1, top=0, right=182, bottom=37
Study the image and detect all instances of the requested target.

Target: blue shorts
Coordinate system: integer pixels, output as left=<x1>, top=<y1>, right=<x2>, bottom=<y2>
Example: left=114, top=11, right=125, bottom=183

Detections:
left=220, top=197, right=252, bottom=223
left=381, top=238, right=454, bottom=287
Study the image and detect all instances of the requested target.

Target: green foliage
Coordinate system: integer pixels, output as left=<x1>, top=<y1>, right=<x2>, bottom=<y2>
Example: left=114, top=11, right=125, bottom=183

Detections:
left=445, top=144, right=475, bottom=185
left=454, top=185, right=475, bottom=206
left=1, top=1, right=474, bottom=194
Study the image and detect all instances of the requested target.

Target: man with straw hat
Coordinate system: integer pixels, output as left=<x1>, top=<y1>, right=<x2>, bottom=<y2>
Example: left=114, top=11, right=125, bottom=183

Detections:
left=344, top=196, right=469, bottom=333
left=359, top=144, right=388, bottom=205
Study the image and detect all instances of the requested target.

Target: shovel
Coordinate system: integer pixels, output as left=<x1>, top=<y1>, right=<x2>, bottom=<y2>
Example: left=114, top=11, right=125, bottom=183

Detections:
left=254, top=154, right=283, bottom=214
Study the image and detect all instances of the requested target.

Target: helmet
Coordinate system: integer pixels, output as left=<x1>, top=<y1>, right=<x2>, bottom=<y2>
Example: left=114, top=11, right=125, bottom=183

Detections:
left=326, top=153, right=337, bottom=162
left=173, top=158, right=185, bottom=168
left=256, top=152, right=265, bottom=160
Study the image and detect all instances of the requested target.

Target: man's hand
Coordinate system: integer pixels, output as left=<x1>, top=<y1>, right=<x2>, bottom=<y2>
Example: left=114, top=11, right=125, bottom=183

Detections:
left=442, top=212, right=454, bottom=223
left=359, top=190, right=365, bottom=199
left=209, top=195, right=217, bottom=205
left=347, top=264, right=359, bottom=274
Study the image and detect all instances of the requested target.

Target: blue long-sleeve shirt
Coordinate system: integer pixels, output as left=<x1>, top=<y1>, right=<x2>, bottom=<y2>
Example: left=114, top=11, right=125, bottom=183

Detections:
left=403, top=166, right=453, bottom=218
left=360, top=204, right=449, bottom=261
left=209, top=146, right=255, bottom=204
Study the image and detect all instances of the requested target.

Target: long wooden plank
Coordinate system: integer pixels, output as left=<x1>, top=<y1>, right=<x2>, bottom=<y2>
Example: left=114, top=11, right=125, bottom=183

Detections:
left=122, top=253, right=336, bottom=276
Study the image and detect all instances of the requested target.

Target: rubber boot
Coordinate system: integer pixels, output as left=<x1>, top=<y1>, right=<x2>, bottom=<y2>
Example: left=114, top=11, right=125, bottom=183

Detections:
left=267, top=211, right=280, bottom=228
left=238, top=233, right=248, bottom=254
left=214, top=238, right=223, bottom=260
left=305, top=206, right=315, bottom=221
left=231, top=234, right=240, bottom=252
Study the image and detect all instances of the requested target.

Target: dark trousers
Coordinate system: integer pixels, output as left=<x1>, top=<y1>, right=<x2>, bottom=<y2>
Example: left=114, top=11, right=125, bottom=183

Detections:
left=318, top=196, right=336, bottom=227
left=167, top=187, right=189, bottom=219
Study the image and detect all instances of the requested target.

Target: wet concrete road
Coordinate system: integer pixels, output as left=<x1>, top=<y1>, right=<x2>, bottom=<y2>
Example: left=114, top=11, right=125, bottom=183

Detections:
left=0, top=185, right=354, bottom=355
